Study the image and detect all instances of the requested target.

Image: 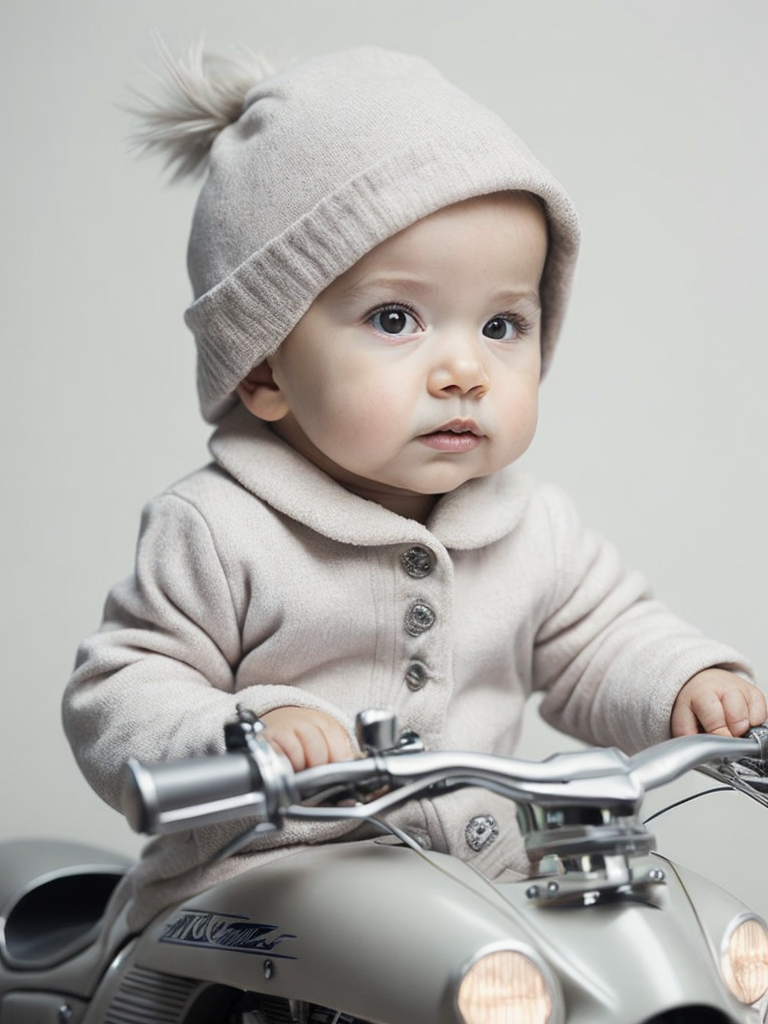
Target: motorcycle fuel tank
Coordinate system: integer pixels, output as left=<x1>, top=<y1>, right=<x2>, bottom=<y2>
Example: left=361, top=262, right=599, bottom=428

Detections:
left=90, top=840, right=764, bottom=1024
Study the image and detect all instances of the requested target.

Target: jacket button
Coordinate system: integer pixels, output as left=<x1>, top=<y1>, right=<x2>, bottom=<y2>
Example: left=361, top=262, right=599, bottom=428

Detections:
left=404, top=601, right=436, bottom=636
left=400, top=545, right=434, bottom=578
left=465, top=815, right=499, bottom=852
left=404, top=661, right=429, bottom=691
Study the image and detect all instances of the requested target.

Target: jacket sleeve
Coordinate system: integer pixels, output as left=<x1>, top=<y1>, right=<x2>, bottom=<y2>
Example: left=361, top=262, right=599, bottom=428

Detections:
left=531, top=485, right=753, bottom=754
left=62, top=492, right=357, bottom=812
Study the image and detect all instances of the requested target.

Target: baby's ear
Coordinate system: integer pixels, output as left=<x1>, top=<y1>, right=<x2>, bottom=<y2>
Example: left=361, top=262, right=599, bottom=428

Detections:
left=236, top=361, right=290, bottom=421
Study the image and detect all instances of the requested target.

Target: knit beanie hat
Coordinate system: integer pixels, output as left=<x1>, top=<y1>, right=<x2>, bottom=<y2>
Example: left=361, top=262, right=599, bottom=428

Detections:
left=136, top=46, right=580, bottom=423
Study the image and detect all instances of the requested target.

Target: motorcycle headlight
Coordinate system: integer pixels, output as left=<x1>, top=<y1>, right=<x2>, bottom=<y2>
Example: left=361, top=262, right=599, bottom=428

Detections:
left=721, top=914, right=768, bottom=1005
left=456, top=944, right=560, bottom=1024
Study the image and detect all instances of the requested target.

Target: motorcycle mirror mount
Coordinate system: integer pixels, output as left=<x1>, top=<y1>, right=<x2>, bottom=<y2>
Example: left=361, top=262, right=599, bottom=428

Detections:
left=355, top=709, right=424, bottom=756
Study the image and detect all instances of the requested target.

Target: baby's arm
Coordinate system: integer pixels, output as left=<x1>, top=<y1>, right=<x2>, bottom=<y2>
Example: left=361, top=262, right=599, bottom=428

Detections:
left=671, top=668, right=767, bottom=737
left=261, top=706, right=355, bottom=769
left=63, top=491, right=358, bottom=811
left=530, top=484, right=761, bottom=753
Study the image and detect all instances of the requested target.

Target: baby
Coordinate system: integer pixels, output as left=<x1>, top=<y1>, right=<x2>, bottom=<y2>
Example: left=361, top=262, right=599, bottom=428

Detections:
left=63, top=45, right=765, bottom=929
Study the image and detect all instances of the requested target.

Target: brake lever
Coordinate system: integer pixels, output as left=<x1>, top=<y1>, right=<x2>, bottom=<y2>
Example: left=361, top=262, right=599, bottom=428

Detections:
left=697, top=759, right=768, bottom=808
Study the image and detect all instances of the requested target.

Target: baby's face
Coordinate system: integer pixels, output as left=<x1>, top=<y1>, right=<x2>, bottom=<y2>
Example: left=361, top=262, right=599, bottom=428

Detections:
left=259, top=192, right=547, bottom=521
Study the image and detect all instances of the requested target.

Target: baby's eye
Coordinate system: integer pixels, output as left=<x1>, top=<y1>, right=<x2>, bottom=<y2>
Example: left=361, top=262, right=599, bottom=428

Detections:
left=368, top=305, right=420, bottom=336
left=482, top=315, right=529, bottom=342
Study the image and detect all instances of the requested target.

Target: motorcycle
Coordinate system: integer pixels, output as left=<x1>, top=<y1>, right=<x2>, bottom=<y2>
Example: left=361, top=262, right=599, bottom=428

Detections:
left=1, top=708, right=768, bottom=1024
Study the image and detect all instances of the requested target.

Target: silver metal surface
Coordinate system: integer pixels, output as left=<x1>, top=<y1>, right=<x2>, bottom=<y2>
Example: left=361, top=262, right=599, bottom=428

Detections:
left=4, top=714, right=767, bottom=1024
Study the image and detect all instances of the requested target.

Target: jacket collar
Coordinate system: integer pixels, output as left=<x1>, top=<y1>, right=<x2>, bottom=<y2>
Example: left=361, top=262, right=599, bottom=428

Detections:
left=209, top=405, right=533, bottom=550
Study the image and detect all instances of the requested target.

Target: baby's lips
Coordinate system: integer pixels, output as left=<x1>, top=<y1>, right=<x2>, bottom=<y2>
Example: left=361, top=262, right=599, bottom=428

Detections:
left=428, top=417, right=483, bottom=436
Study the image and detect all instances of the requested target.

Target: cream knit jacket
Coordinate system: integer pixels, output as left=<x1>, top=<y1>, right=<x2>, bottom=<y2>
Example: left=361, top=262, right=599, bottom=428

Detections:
left=63, top=405, right=750, bottom=927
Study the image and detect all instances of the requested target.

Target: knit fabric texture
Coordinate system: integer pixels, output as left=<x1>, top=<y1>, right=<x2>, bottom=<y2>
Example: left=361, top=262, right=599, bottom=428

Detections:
left=183, top=47, right=581, bottom=422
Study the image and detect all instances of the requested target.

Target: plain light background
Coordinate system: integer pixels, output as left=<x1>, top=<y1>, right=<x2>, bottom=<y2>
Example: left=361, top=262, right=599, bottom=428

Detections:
left=1, top=1, right=766, bottom=915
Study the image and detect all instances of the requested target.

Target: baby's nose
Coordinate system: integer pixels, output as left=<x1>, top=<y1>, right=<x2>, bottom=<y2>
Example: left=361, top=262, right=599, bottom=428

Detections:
left=427, top=335, right=490, bottom=397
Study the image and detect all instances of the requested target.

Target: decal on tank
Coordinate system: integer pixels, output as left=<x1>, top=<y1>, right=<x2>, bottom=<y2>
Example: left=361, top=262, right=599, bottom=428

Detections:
left=159, top=907, right=298, bottom=958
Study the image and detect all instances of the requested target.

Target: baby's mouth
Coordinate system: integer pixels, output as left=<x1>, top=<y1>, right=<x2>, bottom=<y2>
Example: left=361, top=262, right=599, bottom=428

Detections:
left=418, top=418, right=484, bottom=452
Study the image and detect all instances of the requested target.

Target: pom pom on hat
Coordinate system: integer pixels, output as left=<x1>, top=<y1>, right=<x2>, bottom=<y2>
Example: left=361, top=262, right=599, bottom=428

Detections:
left=132, top=45, right=580, bottom=423
left=127, top=39, right=282, bottom=181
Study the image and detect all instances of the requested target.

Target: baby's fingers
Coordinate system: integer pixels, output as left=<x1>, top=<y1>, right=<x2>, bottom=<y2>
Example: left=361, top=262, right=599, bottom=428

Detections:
left=294, top=718, right=354, bottom=768
left=698, top=687, right=751, bottom=737
left=712, top=680, right=767, bottom=735
left=671, top=670, right=766, bottom=738
left=261, top=707, right=354, bottom=771
left=669, top=698, right=701, bottom=737
left=746, top=684, right=768, bottom=729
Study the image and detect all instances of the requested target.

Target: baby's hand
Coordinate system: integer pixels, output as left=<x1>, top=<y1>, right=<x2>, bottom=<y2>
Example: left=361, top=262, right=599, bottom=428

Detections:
left=260, top=706, right=356, bottom=771
left=671, top=668, right=767, bottom=738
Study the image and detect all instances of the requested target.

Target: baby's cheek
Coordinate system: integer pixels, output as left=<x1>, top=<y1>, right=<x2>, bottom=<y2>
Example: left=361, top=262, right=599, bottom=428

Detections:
left=328, top=406, right=397, bottom=466
left=346, top=390, right=400, bottom=430
left=332, top=416, right=388, bottom=457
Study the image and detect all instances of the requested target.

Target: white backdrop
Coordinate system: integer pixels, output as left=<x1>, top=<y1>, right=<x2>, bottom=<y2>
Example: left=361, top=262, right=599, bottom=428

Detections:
left=1, top=1, right=766, bottom=914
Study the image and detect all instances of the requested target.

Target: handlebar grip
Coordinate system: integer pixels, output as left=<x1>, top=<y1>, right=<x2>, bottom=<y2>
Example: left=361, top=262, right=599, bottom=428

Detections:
left=123, top=751, right=264, bottom=835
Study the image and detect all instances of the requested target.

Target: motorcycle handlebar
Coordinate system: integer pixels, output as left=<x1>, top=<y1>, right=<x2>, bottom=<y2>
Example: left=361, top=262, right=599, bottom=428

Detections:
left=628, top=728, right=768, bottom=790
left=123, top=751, right=266, bottom=834
left=122, top=718, right=768, bottom=837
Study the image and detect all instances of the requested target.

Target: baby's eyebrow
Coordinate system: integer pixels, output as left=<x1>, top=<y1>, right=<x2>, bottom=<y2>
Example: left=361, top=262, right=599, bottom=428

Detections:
left=336, top=276, right=542, bottom=310
left=335, top=273, right=429, bottom=300
left=501, top=294, right=542, bottom=315
left=470, top=290, right=543, bottom=320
